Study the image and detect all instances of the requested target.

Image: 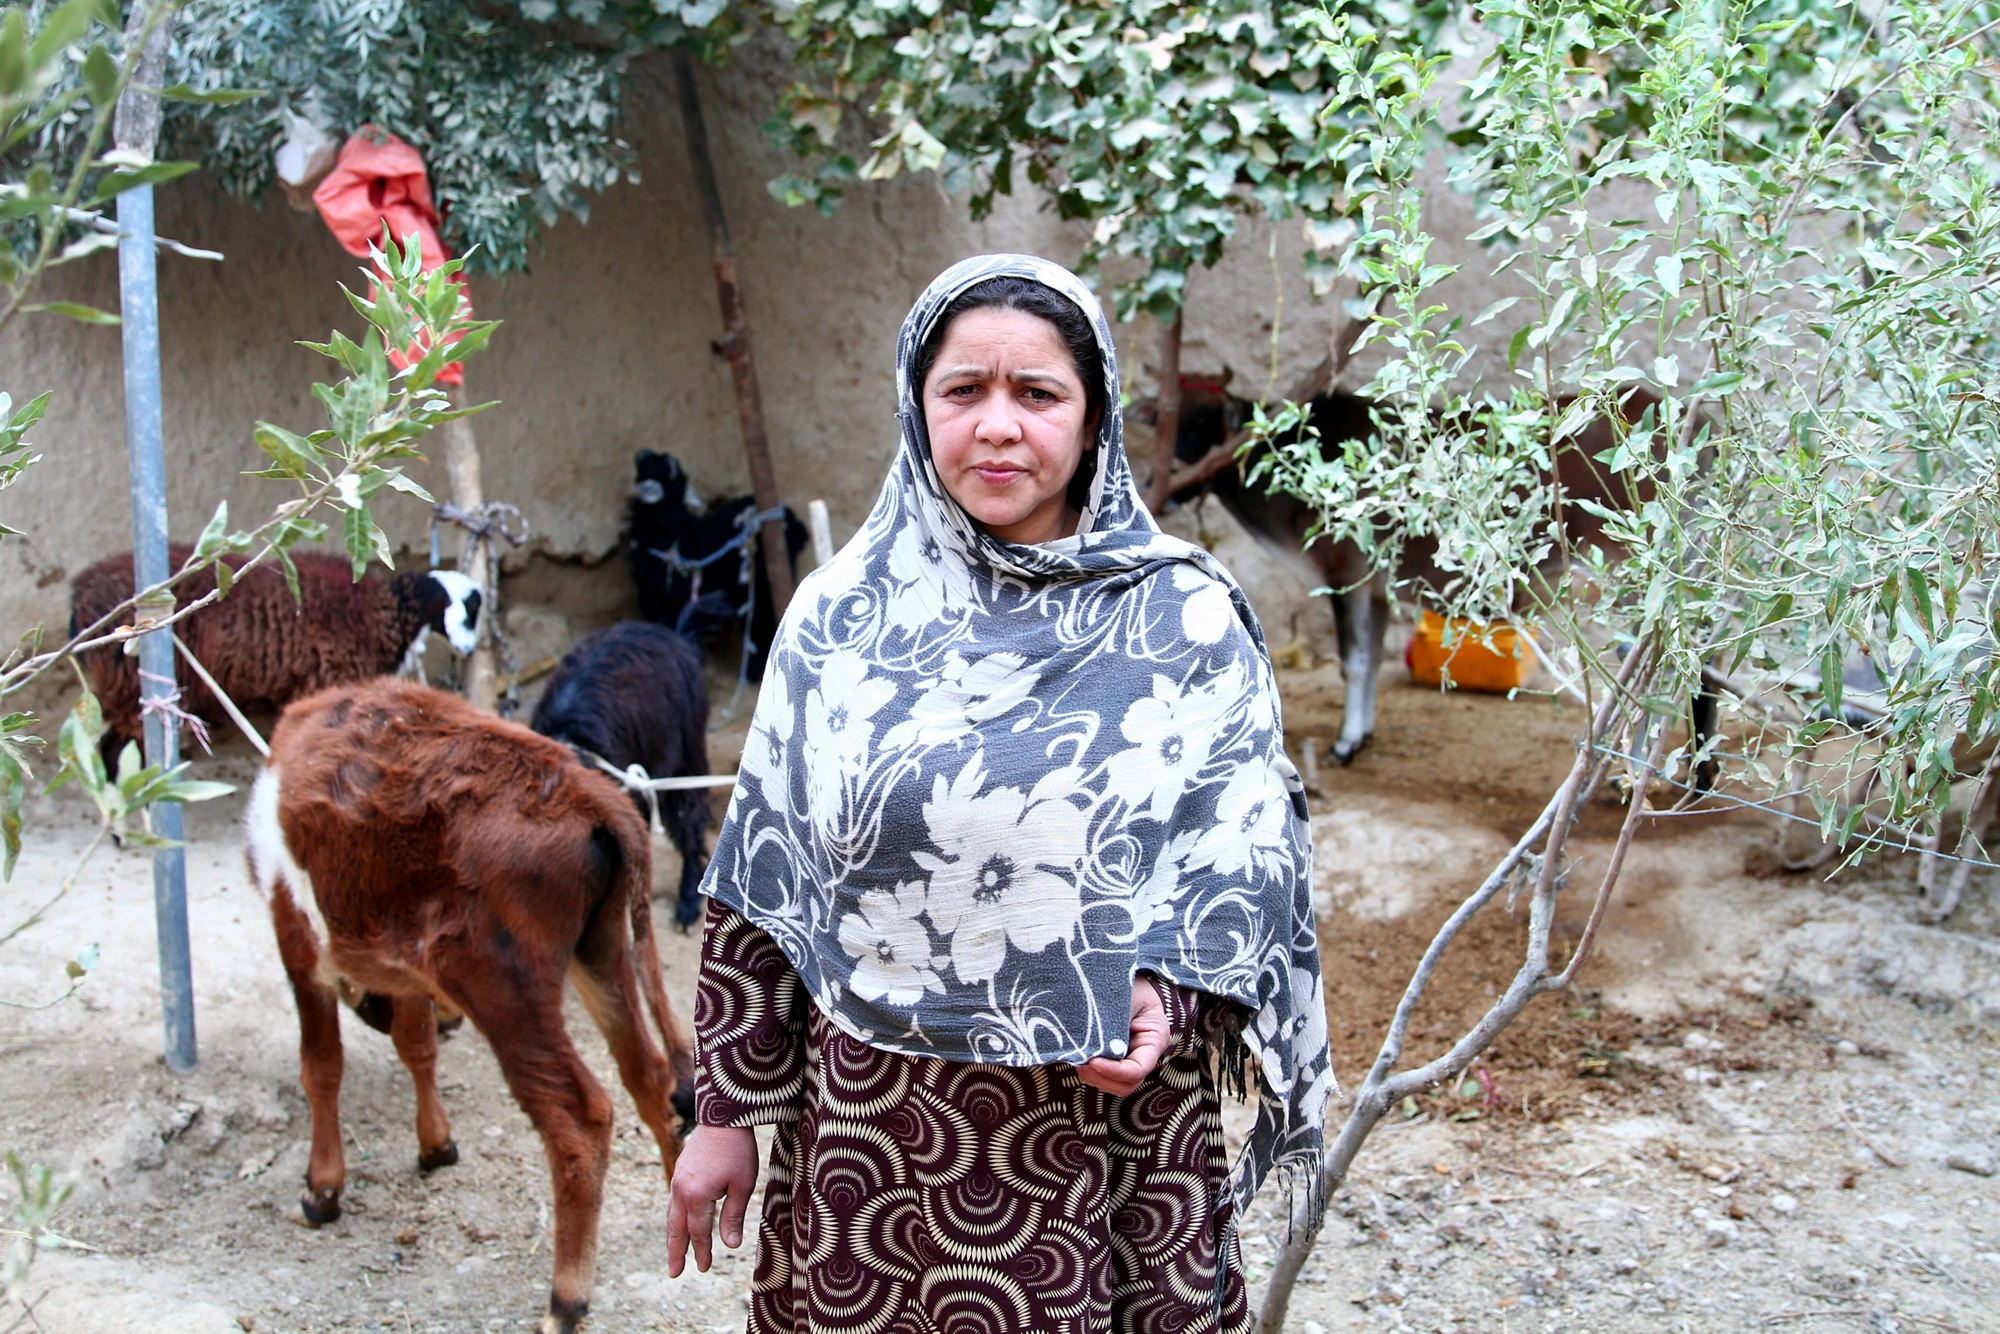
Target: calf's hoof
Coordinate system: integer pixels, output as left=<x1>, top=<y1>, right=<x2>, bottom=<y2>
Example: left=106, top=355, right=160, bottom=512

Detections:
left=1331, top=735, right=1370, bottom=765
left=673, top=891, right=704, bottom=931
left=541, top=1295, right=589, bottom=1334
left=299, top=1185, right=343, bottom=1226
left=417, top=1139, right=459, bottom=1174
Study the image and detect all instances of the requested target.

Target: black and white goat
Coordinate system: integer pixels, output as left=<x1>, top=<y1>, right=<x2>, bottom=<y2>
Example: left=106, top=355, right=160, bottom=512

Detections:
left=627, top=450, right=806, bottom=683
left=71, top=545, right=479, bottom=766
left=531, top=622, right=712, bottom=928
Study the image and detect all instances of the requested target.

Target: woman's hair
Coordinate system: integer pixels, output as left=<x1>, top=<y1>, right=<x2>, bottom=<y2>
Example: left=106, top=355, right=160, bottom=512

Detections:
left=913, top=275, right=1107, bottom=514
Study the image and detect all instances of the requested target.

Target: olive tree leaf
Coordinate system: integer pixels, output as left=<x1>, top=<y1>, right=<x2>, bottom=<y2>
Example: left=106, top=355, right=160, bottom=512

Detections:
left=19, top=301, right=119, bottom=325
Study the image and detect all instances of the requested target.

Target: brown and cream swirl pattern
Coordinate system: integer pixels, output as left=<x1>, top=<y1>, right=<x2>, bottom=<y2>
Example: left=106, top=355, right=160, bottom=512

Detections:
left=696, top=908, right=1251, bottom=1334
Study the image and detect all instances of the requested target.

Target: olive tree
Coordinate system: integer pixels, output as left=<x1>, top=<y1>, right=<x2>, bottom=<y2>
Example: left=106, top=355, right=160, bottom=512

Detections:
left=1247, top=0, right=2000, bottom=1326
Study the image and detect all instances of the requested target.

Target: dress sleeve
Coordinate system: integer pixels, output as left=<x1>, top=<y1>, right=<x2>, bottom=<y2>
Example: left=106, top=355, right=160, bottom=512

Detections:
left=693, top=904, right=809, bottom=1127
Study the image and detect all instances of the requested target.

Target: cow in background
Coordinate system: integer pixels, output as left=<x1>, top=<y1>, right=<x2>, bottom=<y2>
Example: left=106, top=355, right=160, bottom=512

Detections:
left=1167, top=379, right=1676, bottom=767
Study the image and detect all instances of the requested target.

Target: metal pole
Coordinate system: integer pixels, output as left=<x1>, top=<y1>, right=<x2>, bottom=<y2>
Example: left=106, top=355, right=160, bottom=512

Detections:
left=117, top=183, right=195, bottom=1075
left=116, top=3, right=195, bottom=1074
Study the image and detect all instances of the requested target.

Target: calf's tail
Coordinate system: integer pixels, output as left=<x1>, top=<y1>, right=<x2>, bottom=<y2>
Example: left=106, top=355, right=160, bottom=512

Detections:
left=623, top=824, right=696, bottom=1120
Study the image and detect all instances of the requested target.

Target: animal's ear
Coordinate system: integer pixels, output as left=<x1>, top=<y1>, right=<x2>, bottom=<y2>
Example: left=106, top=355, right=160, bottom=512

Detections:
left=636, top=448, right=660, bottom=471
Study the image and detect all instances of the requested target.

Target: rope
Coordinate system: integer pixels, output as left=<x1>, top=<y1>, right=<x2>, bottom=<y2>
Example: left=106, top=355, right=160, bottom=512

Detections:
left=138, top=669, right=213, bottom=756
left=576, top=749, right=739, bottom=793
left=170, top=633, right=269, bottom=758
left=636, top=504, right=788, bottom=714
left=428, top=501, right=530, bottom=565
left=569, top=745, right=738, bottom=838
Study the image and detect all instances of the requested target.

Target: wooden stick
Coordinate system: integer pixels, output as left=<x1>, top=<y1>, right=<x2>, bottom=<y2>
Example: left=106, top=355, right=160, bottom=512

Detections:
left=1836, top=1097, right=1904, bottom=1167
left=808, top=498, right=835, bottom=565
left=674, top=46, right=794, bottom=620
left=442, top=410, right=498, bottom=711
left=171, top=633, right=269, bottom=757
left=1145, top=311, right=1184, bottom=513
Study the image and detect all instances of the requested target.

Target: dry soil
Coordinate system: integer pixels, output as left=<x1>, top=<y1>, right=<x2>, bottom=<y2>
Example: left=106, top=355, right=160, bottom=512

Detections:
left=3, top=653, right=1997, bottom=1334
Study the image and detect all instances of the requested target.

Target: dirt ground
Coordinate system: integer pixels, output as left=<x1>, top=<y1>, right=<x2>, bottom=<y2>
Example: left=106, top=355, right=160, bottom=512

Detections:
left=3, top=650, right=1998, bottom=1334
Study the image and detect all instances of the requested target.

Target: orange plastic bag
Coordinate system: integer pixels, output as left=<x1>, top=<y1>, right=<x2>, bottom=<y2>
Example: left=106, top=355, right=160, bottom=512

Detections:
left=1405, top=609, right=1533, bottom=693
left=311, top=127, right=468, bottom=386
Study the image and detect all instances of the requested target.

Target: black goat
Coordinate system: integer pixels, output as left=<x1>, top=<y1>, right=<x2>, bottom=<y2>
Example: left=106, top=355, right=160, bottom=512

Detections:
left=627, top=450, right=806, bottom=683
left=531, top=622, right=713, bottom=928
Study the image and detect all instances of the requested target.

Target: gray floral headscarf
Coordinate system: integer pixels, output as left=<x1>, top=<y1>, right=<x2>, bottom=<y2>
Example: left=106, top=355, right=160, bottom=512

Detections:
left=700, top=253, right=1331, bottom=1220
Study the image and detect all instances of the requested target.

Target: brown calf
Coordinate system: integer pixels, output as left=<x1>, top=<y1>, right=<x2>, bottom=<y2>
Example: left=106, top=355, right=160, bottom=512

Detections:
left=247, top=678, right=692, bottom=1334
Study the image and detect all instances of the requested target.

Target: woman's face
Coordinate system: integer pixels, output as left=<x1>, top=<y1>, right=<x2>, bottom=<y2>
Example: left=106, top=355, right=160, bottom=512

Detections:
left=922, top=307, right=1094, bottom=546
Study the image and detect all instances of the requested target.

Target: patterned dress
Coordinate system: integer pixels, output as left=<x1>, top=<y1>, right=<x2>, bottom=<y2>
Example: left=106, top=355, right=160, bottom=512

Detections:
left=695, top=905, right=1251, bottom=1334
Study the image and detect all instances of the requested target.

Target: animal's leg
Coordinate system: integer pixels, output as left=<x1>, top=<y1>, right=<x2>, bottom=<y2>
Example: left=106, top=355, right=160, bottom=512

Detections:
left=269, top=891, right=346, bottom=1225
left=97, top=729, right=126, bottom=780
left=1330, top=576, right=1388, bottom=764
left=569, top=910, right=681, bottom=1181
left=388, top=993, right=459, bottom=1173
left=668, top=793, right=709, bottom=930
left=1690, top=677, right=1720, bottom=793
left=440, top=964, right=613, bottom=1334
left=628, top=884, right=698, bottom=1133
left=347, top=987, right=396, bottom=1036
left=674, top=858, right=705, bottom=929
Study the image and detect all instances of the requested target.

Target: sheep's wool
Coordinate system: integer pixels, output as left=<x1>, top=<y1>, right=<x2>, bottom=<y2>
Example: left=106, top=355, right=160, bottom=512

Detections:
left=700, top=254, right=1331, bottom=1219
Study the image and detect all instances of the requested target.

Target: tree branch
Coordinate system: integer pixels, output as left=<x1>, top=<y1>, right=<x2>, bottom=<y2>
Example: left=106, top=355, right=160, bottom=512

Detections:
left=1257, top=639, right=1656, bottom=1334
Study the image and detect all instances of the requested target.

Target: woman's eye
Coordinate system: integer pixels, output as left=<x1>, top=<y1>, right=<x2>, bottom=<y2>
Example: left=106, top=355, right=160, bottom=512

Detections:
left=1024, top=387, right=1055, bottom=403
left=945, top=384, right=979, bottom=399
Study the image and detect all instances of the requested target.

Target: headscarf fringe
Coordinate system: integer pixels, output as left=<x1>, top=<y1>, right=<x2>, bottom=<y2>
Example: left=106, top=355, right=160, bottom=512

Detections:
left=1210, top=1004, right=1253, bottom=1104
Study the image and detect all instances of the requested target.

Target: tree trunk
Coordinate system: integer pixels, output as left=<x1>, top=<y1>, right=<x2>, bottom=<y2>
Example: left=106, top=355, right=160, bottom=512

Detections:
left=1255, top=647, right=1662, bottom=1334
left=673, top=46, right=794, bottom=621
left=443, top=409, right=498, bottom=711
left=1145, top=310, right=1184, bottom=514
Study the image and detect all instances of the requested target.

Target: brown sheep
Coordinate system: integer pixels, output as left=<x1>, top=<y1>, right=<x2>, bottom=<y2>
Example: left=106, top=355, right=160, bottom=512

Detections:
left=70, top=545, right=479, bottom=764
left=247, top=679, right=691, bottom=1334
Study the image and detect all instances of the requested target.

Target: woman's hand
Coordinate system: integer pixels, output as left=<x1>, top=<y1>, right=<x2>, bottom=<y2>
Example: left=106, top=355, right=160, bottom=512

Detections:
left=665, top=1125, right=759, bottom=1277
left=1074, top=976, right=1171, bottom=1096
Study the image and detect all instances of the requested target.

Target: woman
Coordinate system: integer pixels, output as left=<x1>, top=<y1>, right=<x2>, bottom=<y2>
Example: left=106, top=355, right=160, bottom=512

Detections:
left=666, top=254, right=1331, bottom=1333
